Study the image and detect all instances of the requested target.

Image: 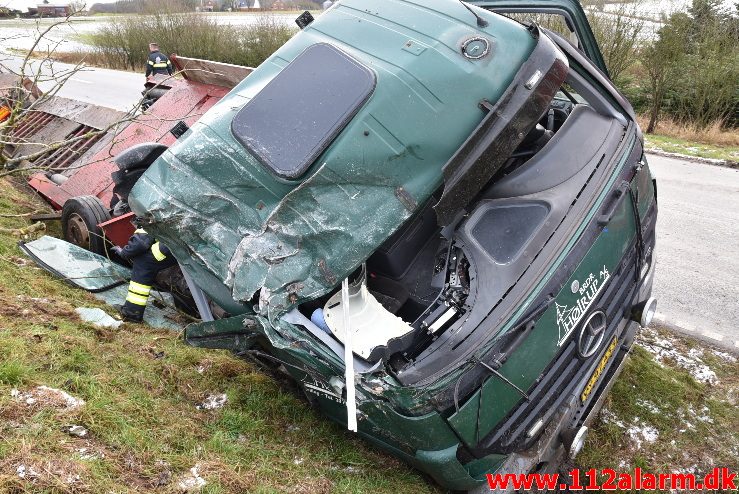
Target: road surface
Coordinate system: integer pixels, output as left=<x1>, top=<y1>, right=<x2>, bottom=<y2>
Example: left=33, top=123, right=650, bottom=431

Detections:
left=1, top=55, right=143, bottom=111
left=648, top=154, right=739, bottom=350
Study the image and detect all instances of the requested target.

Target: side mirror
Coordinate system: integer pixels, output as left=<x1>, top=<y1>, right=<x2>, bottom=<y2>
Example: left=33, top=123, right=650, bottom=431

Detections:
left=113, top=142, right=168, bottom=171
left=111, top=142, right=168, bottom=203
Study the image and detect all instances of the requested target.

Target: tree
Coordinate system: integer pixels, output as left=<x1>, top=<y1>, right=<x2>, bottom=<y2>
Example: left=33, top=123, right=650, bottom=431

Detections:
left=640, top=12, right=688, bottom=133
left=587, top=2, right=645, bottom=82
left=670, top=0, right=739, bottom=127
left=69, top=1, right=89, bottom=13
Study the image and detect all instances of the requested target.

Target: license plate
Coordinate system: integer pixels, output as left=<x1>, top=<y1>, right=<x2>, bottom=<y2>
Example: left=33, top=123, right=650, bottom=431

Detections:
left=580, top=336, right=618, bottom=403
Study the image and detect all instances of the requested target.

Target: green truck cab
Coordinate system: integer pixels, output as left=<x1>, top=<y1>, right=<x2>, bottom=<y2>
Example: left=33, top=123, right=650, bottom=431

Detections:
left=128, top=0, right=658, bottom=489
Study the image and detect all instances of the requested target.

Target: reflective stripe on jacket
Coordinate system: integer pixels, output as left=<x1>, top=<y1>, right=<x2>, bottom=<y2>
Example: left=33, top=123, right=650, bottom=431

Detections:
left=145, top=51, right=173, bottom=76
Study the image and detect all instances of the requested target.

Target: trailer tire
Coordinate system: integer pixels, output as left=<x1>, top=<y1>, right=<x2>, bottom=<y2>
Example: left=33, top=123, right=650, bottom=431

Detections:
left=61, top=195, right=111, bottom=255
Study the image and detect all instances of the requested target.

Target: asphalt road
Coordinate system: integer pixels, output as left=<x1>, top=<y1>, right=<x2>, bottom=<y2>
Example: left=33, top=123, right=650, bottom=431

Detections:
left=1, top=55, right=143, bottom=112
left=648, top=154, right=739, bottom=350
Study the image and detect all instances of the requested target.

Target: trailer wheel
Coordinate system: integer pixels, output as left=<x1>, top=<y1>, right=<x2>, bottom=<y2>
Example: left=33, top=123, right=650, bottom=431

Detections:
left=61, top=196, right=111, bottom=255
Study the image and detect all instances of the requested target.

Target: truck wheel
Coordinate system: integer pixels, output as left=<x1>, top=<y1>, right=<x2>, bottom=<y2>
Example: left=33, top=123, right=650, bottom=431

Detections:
left=61, top=195, right=111, bottom=255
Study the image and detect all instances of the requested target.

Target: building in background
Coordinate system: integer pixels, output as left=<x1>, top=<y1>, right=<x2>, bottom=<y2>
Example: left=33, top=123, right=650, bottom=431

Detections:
left=235, top=0, right=262, bottom=10
left=36, top=2, right=71, bottom=16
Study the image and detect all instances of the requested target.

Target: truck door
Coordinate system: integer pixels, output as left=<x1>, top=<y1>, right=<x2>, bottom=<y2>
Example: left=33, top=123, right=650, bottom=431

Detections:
left=469, top=0, right=609, bottom=77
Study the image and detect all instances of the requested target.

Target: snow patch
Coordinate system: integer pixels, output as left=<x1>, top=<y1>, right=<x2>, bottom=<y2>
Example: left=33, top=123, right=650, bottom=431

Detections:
left=65, top=473, right=81, bottom=484
left=16, top=464, right=39, bottom=480
left=63, top=424, right=88, bottom=437
left=626, top=420, right=659, bottom=450
left=635, top=399, right=661, bottom=414
left=687, top=405, right=714, bottom=424
left=177, top=465, right=207, bottom=492
left=76, top=448, right=104, bottom=460
left=75, top=307, right=122, bottom=329
left=711, top=350, right=737, bottom=363
left=16, top=294, right=50, bottom=303
left=11, top=386, right=85, bottom=409
left=599, top=408, right=626, bottom=428
left=637, top=329, right=718, bottom=384
left=196, top=394, right=227, bottom=410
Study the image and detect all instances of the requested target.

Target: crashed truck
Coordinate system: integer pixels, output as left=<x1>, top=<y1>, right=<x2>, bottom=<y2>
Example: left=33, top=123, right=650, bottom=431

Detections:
left=32, top=0, right=658, bottom=490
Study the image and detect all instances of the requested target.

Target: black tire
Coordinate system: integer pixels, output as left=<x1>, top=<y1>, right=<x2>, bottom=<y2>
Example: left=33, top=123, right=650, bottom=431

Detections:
left=61, top=195, right=111, bottom=255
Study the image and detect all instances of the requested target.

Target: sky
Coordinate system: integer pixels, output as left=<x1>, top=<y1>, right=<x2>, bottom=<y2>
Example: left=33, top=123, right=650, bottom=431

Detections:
left=2, top=0, right=117, bottom=10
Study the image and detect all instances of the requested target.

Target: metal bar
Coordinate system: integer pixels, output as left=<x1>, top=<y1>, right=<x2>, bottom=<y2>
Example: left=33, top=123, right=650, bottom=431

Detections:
left=180, top=265, right=214, bottom=322
left=478, top=360, right=530, bottom=400
left=52, top=126, right=90, bottom=169
left=30, top=212, right=62, bottom=221
left=342, top=277, right=357, bottom=432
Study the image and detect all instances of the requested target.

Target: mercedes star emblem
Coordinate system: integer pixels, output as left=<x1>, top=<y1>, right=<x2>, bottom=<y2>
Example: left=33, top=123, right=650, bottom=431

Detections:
left=577, top=310, right=607, bottom=358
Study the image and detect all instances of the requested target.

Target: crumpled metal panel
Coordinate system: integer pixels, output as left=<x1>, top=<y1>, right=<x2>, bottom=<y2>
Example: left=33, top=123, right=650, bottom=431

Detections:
left=130, top=0, right=538, bottom=317
left=20, top=236, right=181, bottom=330
left=134, top=147, right=425, bottom=316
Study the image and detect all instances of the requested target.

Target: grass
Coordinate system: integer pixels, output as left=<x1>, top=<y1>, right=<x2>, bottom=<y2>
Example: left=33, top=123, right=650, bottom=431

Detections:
left=643, top=134, right=739, bottom=164
left=580, top=327, right=739, bottom=476
left=0, top=176, right=437, bottom=493
left=1, top=175, right=737, bottom=492
left=637, top=115, right=739, bottom=164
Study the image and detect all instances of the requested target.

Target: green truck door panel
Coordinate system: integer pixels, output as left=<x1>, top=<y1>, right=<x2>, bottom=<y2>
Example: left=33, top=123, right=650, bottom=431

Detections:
left=20, top=235, right=129, bottom=292
left=470, top=0, right=608, bottom=76
left=19, top=236, right=181, bottom=330
left=446, top=162, right=640, bottom=447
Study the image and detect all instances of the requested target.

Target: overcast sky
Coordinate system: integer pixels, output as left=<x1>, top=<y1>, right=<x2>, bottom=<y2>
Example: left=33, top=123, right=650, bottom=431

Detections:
left=2, top=0, right=117, bottom=10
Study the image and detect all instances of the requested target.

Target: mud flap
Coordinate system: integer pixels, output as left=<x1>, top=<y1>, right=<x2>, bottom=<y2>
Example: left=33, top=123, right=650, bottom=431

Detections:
left=184, top=315, right=261, bottom=353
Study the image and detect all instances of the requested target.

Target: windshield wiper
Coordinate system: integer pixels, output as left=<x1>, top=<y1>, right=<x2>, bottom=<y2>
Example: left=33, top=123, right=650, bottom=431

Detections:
left=488, top=295, right=555, bottom=371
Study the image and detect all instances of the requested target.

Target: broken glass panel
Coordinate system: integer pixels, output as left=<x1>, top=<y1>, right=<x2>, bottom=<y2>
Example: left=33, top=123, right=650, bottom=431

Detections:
left=20, top=235, right=130, bottom=292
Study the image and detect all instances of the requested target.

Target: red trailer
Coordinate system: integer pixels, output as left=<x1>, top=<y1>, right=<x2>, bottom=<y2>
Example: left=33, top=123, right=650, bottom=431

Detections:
left=25, top=55, right=253, bottom=254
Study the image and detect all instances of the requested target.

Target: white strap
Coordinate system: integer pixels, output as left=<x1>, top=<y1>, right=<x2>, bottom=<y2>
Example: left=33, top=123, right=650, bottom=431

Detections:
left=342, top=277, right=357, bottom=432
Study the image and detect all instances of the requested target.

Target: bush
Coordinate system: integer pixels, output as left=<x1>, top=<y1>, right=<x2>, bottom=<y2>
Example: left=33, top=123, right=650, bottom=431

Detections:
left=88, top=12, right=296, bottom=71
left=640, top=0, right=739, bottom=131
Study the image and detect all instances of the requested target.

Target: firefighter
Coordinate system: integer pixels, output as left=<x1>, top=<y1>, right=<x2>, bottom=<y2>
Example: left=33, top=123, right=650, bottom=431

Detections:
left=112, top=225, right=177, bottom=323
left=145, top=43, right=173, bottom=78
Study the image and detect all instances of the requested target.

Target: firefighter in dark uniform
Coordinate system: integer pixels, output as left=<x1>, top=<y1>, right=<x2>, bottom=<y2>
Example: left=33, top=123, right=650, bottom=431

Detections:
left=145, top=43, right=173, bottom=78
left=112, top=226, right=177, bottom=322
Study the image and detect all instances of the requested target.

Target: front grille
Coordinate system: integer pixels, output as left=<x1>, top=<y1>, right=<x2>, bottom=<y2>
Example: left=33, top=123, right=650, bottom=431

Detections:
left=476, top=242, right=641, bottom=454
left=473, top=197, right=657, bottom=455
